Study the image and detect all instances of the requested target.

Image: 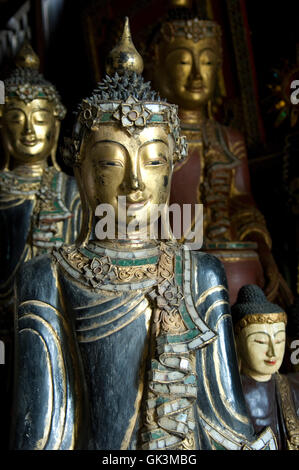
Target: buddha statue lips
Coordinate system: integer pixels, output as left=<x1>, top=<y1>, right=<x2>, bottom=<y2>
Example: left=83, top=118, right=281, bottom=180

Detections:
left=187, top=81, right=205, bottom=93
left=12, top=18, right=277, bottom=451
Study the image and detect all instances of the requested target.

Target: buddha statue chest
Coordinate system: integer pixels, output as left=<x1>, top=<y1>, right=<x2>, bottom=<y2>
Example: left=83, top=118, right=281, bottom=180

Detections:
left=12, top=240, right=279, bottom=450
left=56, top=244, right=155, bottom=449
left=0, top=167, right=81, bottom=313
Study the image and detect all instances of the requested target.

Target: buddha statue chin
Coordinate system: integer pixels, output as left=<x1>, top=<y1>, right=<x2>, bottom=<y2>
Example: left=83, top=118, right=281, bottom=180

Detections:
left=232, top=284, right=299, bottom=450
left=12, top=19, right=277, bottom=451
left=149, top=8, right=293, bottom=307
left=0, top=40, right=81, bottom=317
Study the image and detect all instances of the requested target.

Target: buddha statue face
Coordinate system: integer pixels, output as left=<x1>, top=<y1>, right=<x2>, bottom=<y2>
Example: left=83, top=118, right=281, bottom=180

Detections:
left=154, top=35, right=221, bottom=110
left=1, top=97, right=59, bottom=166
left=236, top=321, right=286, bottom=382
left=79, top=123, right=174, bottom=236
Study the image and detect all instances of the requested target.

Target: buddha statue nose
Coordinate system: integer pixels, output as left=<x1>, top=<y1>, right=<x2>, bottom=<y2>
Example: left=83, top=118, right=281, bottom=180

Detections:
left=23, top=118, right=35, bottom=136
left=130, top=174, right=145, bottom=192
left=191, top=59, right=202, bottom=81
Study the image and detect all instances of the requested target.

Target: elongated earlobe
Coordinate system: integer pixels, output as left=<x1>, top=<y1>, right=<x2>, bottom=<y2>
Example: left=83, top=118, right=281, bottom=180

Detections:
left=50, top=120, right=61, bottom=170
left=0, top=117, right=10, bottom=170
left=74, top=166, right=93, bottom=246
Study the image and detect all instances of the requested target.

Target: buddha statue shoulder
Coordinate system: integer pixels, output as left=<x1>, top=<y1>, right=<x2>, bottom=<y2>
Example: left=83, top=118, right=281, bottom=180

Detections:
left=148, top=4, right=293, bottom=307
left=0, top=40, right=81, bottom=317
left=232, top=284, right=299, bottom=450
left=11, top=20, right=277, bottom=451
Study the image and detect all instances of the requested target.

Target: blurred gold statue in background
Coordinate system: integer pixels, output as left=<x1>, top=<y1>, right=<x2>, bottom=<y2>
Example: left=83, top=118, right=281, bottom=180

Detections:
left=0, top=41, right=81, bottom=447
left=0, top=40, right=81, bottom=315
left=148, top=0, right=293, bottom=307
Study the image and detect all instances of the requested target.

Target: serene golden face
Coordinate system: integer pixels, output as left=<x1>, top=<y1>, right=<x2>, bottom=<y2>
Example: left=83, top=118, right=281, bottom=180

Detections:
left=80, top=124, right=174, bottom=236
left=236, top=322, right=286, bottom=381
left=155, top=37, right=220, bottom=109
left=1, top=98, right=58, bottom=164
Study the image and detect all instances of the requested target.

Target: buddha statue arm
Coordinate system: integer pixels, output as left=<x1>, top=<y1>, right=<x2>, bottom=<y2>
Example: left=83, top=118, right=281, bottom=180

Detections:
left=223, top=127, right=272, bottom=248
left=189, top=251, right=277, bottom=449
left=224, top=127, right=291, bottom=302
left=11, top=255, right=88, bottom=450
left=31, top=171, right=82, bottom=254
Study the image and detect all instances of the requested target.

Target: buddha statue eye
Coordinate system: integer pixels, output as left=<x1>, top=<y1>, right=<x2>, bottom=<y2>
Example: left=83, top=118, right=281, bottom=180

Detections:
left=254, top=339, right=267, bottom=345
left=275, top=338, right=285, bottom=344
left=98, top=160, right=123, bottom=167
left=6, top=111, right=23, bottom=124
left=146, top=160, right=164, bottom=166
left=33, top=111, right=50, bottom=125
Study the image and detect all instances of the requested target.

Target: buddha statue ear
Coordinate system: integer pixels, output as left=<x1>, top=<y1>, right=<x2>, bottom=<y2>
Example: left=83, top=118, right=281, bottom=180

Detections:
left=208, top=54, right=224, bottom=120
left=50, top=118, right=61, bottom=170
left=234, top=332, right=243, bottom=373
left=73, top=164, right=93, bottom=246
left=0, top=106, right=10, bottom=170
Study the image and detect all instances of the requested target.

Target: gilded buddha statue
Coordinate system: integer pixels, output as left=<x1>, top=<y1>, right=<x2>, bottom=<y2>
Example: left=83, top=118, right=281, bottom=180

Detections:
left=11, top=19, right=277, bottom=451
left=232, top=285, right=299, bottom=450
left=148, top=1, right=293, bottom=307
left=0, top=40, right=81, bottom=317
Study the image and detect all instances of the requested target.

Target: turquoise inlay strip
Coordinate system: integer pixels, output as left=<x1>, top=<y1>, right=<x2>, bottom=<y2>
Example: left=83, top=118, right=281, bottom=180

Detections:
left=184, top=375, right=196, bottom=385
left=175, top=255, right=182, bottom=275
left=163, top=249, right=201, bottom=341
left=142, top=429, right=167, bottom=441
left=156, top=397, right=169, bottom=406
left=161, top=328, right=199, bottom=344
left=40, top=209, right=64, bottom=214
left=81, top=246, right=158, bottom=266
left=150, top=114, right=164, bottom=122
left=212, top=440, right=227, bottom=451
left=51, top=173, right=58, bottom=189
left=114, top=256, right=158, bottom=267
left=101, top=112, right=113, bottom=122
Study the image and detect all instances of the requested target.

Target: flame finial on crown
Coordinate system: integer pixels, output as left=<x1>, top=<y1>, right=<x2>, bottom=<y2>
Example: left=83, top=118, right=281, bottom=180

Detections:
left=105, top=17, right=144, bottom=76
left=15, top=38, right=40, bottom=70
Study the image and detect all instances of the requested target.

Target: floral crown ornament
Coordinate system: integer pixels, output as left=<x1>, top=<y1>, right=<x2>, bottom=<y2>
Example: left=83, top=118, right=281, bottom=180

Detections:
left=3, top=40, right=66, bottom=120
left=63, top=18, right=188, bottom=167
left=161, top=17, right=222, bottom=46
left=149, top=7, right=223, bottom=63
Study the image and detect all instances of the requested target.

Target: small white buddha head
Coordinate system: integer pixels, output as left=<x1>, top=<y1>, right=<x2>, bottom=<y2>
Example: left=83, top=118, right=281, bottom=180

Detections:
left=232, top=284, right=287, bottom=382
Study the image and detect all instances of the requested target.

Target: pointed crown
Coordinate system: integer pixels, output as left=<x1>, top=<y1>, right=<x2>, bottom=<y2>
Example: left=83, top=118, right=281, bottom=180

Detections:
left=3, top=39, right=66, bottom=119
left=64, top=18, right=187, bottom=167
